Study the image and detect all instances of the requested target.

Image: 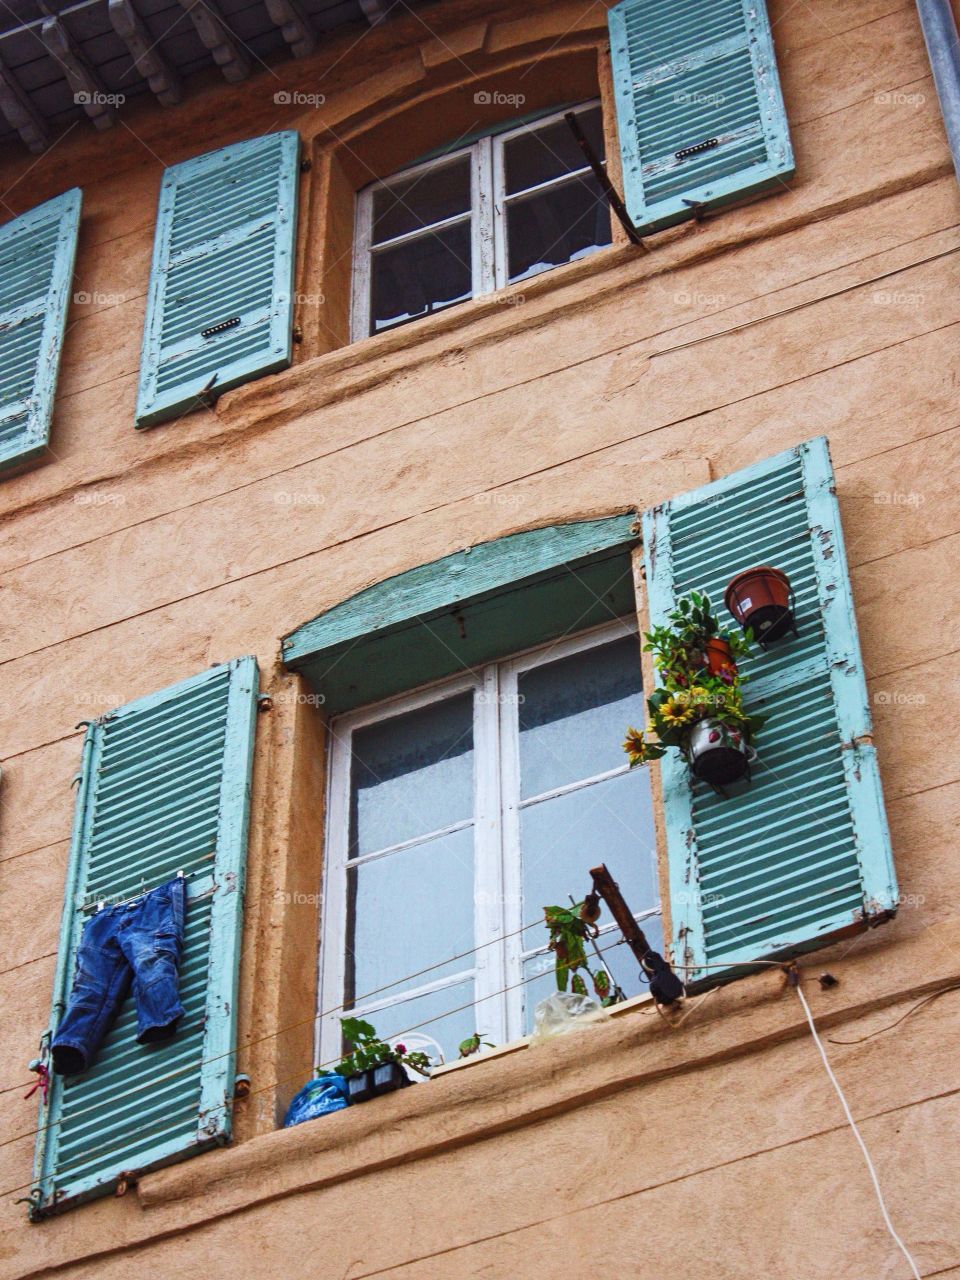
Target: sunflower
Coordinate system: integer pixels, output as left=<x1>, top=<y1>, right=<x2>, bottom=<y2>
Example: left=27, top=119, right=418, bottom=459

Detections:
left=622, top=726, right=646, bottom=765
left=660, top=698, right=695, bottom=727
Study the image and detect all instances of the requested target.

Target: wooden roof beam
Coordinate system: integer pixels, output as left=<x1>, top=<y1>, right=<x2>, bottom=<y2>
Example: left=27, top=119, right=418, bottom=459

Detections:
left=108, top=0, right=181, bottom=106
left=264, top=0, right=316, bottom=58
left=0, top=53, right=49, bottom=152
left=358, top=0, right=388, bottom=26
left=41, top=15, right=117, bottom=130
left=178, top=0, right=251, bottom=83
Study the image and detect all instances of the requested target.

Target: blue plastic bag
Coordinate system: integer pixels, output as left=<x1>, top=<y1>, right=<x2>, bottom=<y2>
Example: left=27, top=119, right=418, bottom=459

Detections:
left=283, top=1074, right=350, bottom=1127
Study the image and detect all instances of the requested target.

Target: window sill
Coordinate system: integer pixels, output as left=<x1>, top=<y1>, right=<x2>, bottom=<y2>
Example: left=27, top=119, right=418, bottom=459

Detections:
left=135, top=920, right=956, bottom=1230
left=430, top=988, right=654, bottom=1078
left=217, top=238, right=640, bottom=431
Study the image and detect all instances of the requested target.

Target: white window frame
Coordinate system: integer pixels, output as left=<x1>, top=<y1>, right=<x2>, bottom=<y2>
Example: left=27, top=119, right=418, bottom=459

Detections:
left=316, top=618, right=660, bottom=1068
left=350, top=99, right=607, bottom=340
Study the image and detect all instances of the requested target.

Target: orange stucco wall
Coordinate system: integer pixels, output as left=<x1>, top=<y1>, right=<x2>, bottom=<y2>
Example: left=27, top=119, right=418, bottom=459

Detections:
left=1, top=0, right=959, bottom=1275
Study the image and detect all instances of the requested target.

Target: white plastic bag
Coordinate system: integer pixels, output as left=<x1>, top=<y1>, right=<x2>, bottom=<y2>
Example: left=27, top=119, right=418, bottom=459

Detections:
left=529, top=991, right=610, bottom=1044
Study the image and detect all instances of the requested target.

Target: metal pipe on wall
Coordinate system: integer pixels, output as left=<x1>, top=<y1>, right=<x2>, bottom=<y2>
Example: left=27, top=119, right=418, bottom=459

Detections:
left=917, top=0, right=960, bottom=183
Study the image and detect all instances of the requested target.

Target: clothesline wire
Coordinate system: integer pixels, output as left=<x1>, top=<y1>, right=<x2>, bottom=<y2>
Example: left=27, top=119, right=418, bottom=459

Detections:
left=5, top=932, right=650, bottom=1207
left=0, top=906, right=566, bottom=1104
left=1, top=911, right=653, bottom=1156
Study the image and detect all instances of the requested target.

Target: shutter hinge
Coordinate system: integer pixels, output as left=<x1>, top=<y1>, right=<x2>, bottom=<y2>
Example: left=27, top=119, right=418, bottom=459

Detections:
left=257, top=693, right=273, bottom=712
left=292, top=324, right=303, bottom=343
left=300, top=156, right=311, bottom=172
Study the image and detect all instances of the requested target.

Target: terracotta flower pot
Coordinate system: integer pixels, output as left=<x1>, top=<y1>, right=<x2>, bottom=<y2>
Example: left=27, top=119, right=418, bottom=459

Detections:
left=724, top=567, right=795, bottom=644
left=703, top=636, right=737, bottom=678
left=685, top=718, right=754, bottom=786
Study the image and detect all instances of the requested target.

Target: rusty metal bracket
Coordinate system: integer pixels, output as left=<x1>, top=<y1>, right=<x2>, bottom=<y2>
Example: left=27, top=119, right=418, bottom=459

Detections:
left=589, top=862, right=685, bottom=1004
left=563, top=111, right=648, bottom=249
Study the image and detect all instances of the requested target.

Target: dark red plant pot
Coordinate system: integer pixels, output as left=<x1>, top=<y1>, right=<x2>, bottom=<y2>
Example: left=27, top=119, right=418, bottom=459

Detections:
left=724, top=567, right=794, bottom=643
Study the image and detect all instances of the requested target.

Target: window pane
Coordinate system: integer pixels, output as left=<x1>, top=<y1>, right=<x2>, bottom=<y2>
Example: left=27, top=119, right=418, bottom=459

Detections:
left=520, top=770, right=658, bottom=924
left=521, top=913, right=664, bottom=1033
left=355, top=979, right=477, bottom=1067
left=372, top=156, right=472, bottom=243
left=503, top=105, right=605, bottom=195
left=505, top=172, right=611, bottom=284
left=350, top=692, right=474, bottom=856
left=346, top=826, right=475, bottom=1002
left=518, top=635, right=644, bottom=799
left=370, top=222, right=473, bottom=334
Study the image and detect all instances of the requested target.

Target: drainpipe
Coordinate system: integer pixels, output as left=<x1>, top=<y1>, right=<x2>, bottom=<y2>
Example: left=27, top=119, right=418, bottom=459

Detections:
left=916, top=0, right=960, bottom=183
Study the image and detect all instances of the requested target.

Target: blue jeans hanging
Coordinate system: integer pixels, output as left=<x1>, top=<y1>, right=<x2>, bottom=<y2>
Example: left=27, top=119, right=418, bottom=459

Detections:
left=52, top=877, right=187, bottom=1075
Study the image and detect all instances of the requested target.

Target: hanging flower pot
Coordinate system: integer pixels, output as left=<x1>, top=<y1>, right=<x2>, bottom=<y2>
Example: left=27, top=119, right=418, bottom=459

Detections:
left=685, top=717, right=756, bottom=786
left=625, top=591, right=764, bottom=798
left=702, top=636, right=737, bottom=679
left=724, top=567, right=796, bottom=645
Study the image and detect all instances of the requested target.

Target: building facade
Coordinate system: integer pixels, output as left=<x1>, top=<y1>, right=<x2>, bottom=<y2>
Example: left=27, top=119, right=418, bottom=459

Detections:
left=0, top=0, right=958, bottom=1275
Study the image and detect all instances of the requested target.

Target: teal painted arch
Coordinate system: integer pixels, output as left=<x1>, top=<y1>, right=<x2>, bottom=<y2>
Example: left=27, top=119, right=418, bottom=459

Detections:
left=282, top=514, right=641, bottom=713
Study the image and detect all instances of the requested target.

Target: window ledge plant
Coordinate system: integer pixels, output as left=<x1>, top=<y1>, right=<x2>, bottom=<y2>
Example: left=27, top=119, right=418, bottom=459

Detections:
left=623, top=591, right=763, bottom=789
left=319, top=1016, right=432, bottom=1105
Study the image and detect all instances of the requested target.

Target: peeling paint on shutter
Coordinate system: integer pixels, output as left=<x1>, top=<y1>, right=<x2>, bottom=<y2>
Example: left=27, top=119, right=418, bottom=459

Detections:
left=642, top=438, right=897, bottom=986
left=0, top=188, right=81, bottom=473
left=608, top=0, right=794, bottom=232
left=28, top=657, right=259, bottom=1219
left=135, top=131, right=299, bottom=428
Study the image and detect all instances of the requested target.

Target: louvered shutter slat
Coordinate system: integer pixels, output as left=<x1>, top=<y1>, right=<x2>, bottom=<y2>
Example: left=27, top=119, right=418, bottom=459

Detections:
left=29, top=657, right=259, bottom=1219
left=0, top=189, right=81, bottom=472
left=136, top=131, right=300, bottom=428
left=642, top=438, right=897, bottom=986
left=608, top=0, right=794, bottom=232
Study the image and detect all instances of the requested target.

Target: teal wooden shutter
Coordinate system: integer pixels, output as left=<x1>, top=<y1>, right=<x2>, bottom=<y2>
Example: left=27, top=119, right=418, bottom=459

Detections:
left=136, top=131, right=300, bottom=428
left=643, top=437, right=897, bottom=986
left=0, top=188, right=81, bottom=473
left=28, top=657, right=259, bottom=1219
left=608, top=0, right=794, bottom=233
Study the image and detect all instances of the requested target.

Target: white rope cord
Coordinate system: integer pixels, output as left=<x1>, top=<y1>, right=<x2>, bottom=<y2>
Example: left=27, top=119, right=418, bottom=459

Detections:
left=793, top=980, right=921, bottom=1280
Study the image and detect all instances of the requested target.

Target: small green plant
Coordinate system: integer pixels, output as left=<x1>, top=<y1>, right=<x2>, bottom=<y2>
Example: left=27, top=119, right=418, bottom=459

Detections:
left=319, top=1016, right=432, bottom=1078
left=458, top=1031, right=495, bottom=1059
left=624, top=590, right=763, bottom=767
left=543, top=903, right=619, bottom=1004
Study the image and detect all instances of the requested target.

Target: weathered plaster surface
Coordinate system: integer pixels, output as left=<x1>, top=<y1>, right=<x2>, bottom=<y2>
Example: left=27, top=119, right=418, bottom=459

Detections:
left=0, top=0, right=957, bottom=1275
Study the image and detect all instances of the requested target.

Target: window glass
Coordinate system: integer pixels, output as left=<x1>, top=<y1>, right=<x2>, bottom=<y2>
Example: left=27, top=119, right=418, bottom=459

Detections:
left=370, top=222, right=473, bottom=334
left=350, top=691, right=474, bottom=855
left=502, top=104, right=605, bottom=195
left=372, top=155, right=472, bottom=243
left=518, top=635, right=644, bottom=798
left=519, top=770, right=657, bottom=927
left=505, top=173, right=611, bottom=283
left=346, top=826, right=475, bottom=1002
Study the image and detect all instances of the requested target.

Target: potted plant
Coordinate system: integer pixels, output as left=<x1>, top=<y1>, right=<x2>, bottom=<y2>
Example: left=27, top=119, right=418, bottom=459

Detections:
left=643, top=589, right=752, bottom=680
left=319, top=1016, right=432, bottom=1104
left=543, top=902, right=622, bottom=1004
left=724, top=566, right=796, bottom=646
left=624, top=592, right=764, bottom=788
